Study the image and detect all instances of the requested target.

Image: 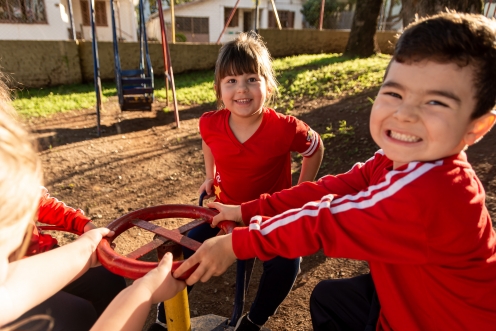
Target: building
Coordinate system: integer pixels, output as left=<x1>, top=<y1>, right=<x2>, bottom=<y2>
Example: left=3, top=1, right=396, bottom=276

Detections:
left=0, top=0, right=137, bottom=41
left=146, top=0, right=306, bottom=44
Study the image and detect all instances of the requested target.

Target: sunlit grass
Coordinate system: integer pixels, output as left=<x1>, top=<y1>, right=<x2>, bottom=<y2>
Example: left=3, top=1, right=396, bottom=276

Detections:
left=12, top=53, right=391, bottom=118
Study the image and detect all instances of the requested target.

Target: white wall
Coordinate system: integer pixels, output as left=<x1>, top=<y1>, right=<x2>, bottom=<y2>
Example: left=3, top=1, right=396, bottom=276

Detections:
left=75, top=0, right=137, bottom=41
left=0, top=0, right=137, bottom=41
left=484, top=2, right=496, bottom=18
left=147, top=0, right=304, bottom=44
left=0, top=0, right=70, bottom=40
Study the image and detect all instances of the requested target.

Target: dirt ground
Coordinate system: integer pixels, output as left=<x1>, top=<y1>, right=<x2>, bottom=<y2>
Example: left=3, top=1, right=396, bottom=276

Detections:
left=27, top=89, right=496, bottom=331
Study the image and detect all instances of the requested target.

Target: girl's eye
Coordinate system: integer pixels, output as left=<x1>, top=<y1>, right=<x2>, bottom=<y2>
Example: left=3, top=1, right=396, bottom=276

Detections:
left=226, top=79, right=236, bottom=84
left=248, top=77, right=258, bottom=82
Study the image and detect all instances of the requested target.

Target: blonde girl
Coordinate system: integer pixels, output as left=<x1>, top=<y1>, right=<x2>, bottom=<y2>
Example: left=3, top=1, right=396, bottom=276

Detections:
left=0, top=77, right=185, bottom=331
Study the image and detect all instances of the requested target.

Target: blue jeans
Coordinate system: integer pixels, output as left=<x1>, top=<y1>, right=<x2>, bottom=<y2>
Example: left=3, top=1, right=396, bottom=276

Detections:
left=183, top=222, right=300, bottom=326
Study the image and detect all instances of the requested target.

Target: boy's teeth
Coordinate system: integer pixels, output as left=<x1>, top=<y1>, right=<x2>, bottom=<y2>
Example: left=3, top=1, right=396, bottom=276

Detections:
left=389, top=130, right=421, bottom=142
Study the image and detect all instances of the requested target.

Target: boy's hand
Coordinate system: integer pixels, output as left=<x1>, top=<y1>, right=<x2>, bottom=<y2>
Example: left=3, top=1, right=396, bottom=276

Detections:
left=78, top=228, right=114, bottom=268
left=173, top=234, right=236, bottom=286
left=207, top=202, right=243, bottom=227
left=198, top=178, right=215, bottom=197
left=136, top=252, right=186, bottom=304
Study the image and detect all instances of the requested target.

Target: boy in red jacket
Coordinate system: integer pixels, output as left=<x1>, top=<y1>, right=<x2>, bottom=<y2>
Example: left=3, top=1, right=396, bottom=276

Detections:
left=11, top=187, right=127, bottom=331
left=175, top=12, right=496, bottom=331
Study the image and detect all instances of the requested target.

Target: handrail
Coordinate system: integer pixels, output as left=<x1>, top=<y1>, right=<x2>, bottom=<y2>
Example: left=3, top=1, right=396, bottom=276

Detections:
left=116, top=27, right=134, bottom=40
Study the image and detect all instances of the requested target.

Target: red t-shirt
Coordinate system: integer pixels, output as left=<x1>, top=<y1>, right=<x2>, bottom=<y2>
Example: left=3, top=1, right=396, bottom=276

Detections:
left=26, top=187, right=92, bottom=256
left=233, top=151, right=496, bottom=331
left=199, top=108, right=321, bottom=205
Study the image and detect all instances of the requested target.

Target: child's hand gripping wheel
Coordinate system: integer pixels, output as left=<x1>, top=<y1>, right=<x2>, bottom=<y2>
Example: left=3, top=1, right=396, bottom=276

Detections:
left=96, top=204, right=236, bottom=280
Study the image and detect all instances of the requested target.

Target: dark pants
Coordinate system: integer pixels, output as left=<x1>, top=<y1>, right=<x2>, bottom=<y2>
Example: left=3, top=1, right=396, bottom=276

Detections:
left=7, top=266, right=127, bottom=331
left=183, top=222, right=300, bottom=326
left=310, top=273, right=380, bottom=331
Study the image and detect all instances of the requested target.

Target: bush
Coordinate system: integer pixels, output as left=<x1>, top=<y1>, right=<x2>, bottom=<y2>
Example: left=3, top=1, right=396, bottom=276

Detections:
left=175, top=33, right=187, bottom=42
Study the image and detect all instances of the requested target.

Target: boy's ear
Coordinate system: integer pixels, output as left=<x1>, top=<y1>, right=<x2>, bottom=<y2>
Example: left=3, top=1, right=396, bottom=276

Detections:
left=465, top=110, right=496, bottom=146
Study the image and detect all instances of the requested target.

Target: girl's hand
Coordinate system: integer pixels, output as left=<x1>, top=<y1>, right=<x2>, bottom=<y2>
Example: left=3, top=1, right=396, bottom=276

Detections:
left=78, top=228, right=114, bottom=268
left=198, top=178, right=215, bottom=197
left=135, top=252, right=186, bottom=304
left=207, top=202, right=243, bottom=227
left=173, top=234, right=236, bottom=286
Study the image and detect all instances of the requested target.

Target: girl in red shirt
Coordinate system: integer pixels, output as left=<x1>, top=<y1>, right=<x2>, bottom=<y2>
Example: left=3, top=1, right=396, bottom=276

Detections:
left=171, top=32, right=324, bottom=331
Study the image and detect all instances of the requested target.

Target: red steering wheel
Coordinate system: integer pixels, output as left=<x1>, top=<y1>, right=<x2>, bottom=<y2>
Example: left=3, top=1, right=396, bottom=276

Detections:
left=96, top=204, right=235, bottom=280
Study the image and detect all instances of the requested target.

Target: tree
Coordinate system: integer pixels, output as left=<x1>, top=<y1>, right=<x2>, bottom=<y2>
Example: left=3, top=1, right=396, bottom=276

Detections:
left=401, top=0, right=484, bottom=26
left=301, top=0, right=355, bottom=28
left=344, top=0, right=384, bottom=58
left=383, top=0, right=402, bottom=30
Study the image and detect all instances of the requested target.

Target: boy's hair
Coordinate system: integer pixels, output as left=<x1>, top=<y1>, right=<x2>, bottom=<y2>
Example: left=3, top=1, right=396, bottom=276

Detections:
left=214, top=31, right=278, bottom=109
left=0, top=75, right=42, bottom=254
left=392, top=12, right=496, bottom=119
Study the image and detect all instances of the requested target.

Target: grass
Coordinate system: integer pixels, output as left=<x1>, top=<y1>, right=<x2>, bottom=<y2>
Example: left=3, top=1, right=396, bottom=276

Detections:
left=12, top=53, right=391, bottom=118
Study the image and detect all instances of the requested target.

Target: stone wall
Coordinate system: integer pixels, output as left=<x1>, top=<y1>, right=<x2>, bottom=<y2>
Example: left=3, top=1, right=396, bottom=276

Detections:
left=260, top=29, right=398, bottom=58
left=0, top=30, right=398, bottom=87
left=0, top=40, right=81, bottom=87
left=78, top=41, right=222, bottom=82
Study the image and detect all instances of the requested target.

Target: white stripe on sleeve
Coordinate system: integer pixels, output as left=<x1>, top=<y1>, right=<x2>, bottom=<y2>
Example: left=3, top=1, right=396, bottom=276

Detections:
left=301, top=130, right=320, bottom=157
left=248, top=158, right=443, bottom=237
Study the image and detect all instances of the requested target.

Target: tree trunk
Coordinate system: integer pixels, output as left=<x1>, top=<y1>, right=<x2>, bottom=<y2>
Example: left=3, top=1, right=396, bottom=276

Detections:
left=344, top=0, right=383, bottom=58
left=401, top=0, right=483, bottom=27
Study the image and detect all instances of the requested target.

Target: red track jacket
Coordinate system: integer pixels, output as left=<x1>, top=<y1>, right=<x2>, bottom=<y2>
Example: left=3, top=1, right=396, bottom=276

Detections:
left=234, top=150, right=496, bottom=331
left=26, top=187, right=92, bottom=256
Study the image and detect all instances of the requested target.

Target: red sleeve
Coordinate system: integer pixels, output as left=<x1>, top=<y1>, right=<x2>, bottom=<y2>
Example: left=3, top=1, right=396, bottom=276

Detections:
left=38, top=187, right=91, bottom=234
left=233, top=158, right=461, bottom=263
left=234, top=188, right=431, bottom=263
left=198, top=110, right=217, bottom=141
left=288, top=116, right=322, bottom=157
left=240, top=152, right=386, bottom=224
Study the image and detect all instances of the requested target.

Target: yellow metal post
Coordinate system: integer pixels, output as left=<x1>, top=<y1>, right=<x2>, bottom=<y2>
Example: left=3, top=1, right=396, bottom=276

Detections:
left=157, top=242, right=191, bottom=331
left=164, top=285, right=191, bottom=331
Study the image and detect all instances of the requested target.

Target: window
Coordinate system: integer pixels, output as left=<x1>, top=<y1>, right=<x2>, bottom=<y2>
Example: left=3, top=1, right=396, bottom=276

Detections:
left=0, top=0, right=47, bottom=23
left=175, top=16, right=209, bottom=34
left=81, top=0, right=107, bottom=26
left=224, top=7, right=238, bottom=27
left=268, top=10, right=294, bottom=28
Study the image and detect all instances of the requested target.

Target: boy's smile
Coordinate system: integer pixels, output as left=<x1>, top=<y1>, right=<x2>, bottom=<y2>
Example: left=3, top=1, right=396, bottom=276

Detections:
left=219, top=72, right=268, bottom=120
left=370, top=60, right=478, bottom=169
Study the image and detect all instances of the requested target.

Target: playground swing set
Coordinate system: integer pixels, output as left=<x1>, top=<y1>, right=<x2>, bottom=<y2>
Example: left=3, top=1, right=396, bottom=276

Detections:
left=82, top=0, right=291, bottom=328
left=87, top=0, right=292, bottom=136
left=88, top=0, right=181, bottom=137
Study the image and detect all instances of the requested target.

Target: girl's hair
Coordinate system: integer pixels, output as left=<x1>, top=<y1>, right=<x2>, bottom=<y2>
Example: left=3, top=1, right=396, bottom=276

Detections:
left=214, top=31, right=278, bottom=109
left=0, top=74, right=42, bottom=258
